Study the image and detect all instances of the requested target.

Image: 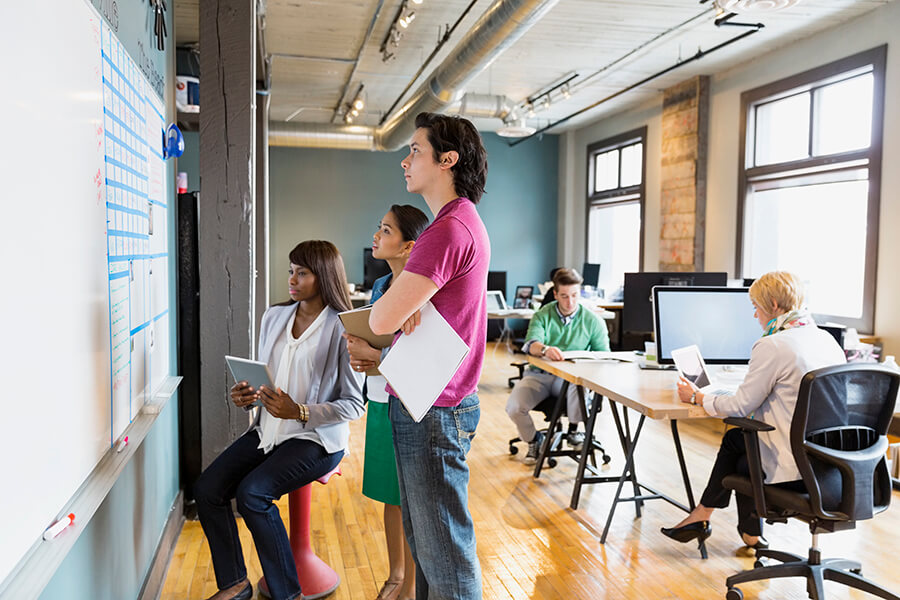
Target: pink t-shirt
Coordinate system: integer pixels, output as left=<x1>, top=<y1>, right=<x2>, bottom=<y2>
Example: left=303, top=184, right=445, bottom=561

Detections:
left=387, top=197, right=490, bottom=407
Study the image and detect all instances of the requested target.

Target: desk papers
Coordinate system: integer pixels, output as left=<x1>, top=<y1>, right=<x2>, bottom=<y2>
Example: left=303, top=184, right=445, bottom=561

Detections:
left=378, top=302, right=469, bottom=422
left=562, top=350, right=638, bottom=363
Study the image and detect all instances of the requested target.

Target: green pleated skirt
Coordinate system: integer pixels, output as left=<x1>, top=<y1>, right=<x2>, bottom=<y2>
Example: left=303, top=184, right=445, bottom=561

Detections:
left=362, top=401, right=401, bottom=506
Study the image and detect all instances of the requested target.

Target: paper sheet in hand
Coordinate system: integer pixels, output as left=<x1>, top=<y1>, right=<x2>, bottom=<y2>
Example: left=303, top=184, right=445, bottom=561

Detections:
left=225, top=356, right=273, bottom=407
left=378, top=302, right=469, bottom=422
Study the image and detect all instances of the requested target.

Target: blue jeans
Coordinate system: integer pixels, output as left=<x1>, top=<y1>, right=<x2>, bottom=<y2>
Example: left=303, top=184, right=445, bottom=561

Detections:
left=193, top=429, right=343, bottom=600
left=390, top=393, right=482, bottom=600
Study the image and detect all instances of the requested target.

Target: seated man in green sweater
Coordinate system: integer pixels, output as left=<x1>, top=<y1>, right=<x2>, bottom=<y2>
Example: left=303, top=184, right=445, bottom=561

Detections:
left=506, top=268, right=610, bottom=464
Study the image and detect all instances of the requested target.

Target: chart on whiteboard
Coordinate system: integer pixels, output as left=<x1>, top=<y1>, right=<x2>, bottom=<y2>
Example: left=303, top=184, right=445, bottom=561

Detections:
left=100, top=21, right=170, bottom=441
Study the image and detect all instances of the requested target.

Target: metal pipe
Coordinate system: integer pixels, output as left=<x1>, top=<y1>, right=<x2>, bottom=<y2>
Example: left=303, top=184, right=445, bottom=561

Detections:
left=268, top=0, right=561, bottom=151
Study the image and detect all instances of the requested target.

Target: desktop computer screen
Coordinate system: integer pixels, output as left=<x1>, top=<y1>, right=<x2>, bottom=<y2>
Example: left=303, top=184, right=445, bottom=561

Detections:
left=623, top=272, right=727, bottom=333
left=581, top=262, right=601, bottom=288
left=653, top=286, right=760, bottom=364
left=363, top=248, right=392, bottom=290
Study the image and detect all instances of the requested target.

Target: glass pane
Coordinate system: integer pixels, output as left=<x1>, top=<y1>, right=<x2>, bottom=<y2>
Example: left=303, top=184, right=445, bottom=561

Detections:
left=593, top=148, right=619, bottom=192
left=813, top=73, right=873, bottom=156
left=754, top=93, right=810, bottom=166
left=620, top=143, right=643, bottom=187
left=744, top=178, right=868, bottom=319
left=587, top=202, right=641, bottom=297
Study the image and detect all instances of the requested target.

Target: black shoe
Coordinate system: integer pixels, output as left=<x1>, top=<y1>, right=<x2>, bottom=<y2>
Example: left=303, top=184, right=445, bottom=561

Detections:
left=233, top=582, right=253, bottom=600
left=737, top=526, right=769, bottom=549
left=661, top=521, right=712, bottom=544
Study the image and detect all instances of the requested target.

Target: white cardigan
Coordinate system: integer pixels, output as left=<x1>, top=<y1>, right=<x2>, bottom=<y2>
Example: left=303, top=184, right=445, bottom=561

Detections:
left=704, top=326, right=846, bottom=484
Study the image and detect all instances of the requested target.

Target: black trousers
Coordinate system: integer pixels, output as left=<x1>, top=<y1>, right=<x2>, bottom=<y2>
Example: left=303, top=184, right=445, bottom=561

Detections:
left=700, top=427, right=805, bottom=537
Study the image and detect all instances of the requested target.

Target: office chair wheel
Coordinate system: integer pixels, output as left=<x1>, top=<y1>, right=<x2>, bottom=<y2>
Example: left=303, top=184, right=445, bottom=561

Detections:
left=548, top=458, right=557, bottom=468
left=725, top=587, right=743, bottom=600
left=850, top=567, right=862, bottom=575
left=753, top=559, right=765, bottom=569
left=509, top=444, right=519, bottom=455
left=602, top=453, right=611, bottom=465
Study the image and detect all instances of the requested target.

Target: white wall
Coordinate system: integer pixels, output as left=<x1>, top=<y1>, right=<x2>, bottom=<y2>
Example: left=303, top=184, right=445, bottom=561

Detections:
left=563, top=0, right=900, bottom=354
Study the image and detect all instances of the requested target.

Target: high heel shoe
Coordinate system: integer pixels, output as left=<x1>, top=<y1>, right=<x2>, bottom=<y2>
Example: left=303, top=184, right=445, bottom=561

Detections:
left=660, top=521, right=712, bottom=544
left=737, top=526, right=769, bottom=549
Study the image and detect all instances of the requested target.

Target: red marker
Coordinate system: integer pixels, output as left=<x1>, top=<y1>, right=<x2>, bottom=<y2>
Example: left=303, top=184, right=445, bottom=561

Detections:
left=116, top=436, right=129, bottom=453
left=43, top=514, right=75, bottom=541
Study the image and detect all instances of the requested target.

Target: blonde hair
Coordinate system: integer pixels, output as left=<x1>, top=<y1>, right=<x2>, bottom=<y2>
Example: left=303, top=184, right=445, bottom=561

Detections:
left=748, top=271, right=805, bottom=315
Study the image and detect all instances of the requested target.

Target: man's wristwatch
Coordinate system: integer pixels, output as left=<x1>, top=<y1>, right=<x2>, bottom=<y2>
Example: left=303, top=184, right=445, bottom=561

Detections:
left=540, top=345, right=548, bottom=357
left=690, top=391, right=698, bottom=405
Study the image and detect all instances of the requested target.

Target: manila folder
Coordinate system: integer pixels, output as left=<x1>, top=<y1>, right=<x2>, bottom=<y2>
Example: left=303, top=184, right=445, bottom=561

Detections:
left=338, top=305, right=397, bottom=349
left=378, top=301, right=469, bottom=422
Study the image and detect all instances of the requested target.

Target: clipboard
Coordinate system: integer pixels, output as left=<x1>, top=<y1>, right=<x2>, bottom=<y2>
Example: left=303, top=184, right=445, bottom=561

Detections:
left=338, top=305, right=397, bottom=376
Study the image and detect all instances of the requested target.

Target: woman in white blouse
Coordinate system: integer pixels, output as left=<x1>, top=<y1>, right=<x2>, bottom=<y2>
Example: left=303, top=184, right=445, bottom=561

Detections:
left=661, top=271, right=845, bottom=550
left=193, top=240, right=364, bottom=600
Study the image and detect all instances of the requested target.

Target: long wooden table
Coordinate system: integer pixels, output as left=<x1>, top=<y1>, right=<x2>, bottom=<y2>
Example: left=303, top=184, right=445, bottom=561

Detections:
left=527, top=354, right=711, bottom=558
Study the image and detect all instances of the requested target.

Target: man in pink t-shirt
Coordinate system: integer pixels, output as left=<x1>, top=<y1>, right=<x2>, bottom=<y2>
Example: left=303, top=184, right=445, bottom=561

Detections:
left=370, top=113, right=489, bottom=600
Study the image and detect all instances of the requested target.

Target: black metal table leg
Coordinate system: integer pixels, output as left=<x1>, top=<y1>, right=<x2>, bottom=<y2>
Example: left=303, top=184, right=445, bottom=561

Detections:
left=570, top=387, right=601, bottom=509
left=601, top=413, right=646, bottom=543
left=533, top=380, right=567, bottom=479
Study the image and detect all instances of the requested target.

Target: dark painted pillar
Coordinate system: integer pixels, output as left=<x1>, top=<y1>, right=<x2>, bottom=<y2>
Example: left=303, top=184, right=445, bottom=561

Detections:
left=255, top=90, right=269, bottom=338
left=198, top=0, right=256, bottom=468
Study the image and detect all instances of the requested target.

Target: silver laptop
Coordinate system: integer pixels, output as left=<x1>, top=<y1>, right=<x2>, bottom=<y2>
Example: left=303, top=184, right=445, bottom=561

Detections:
left=670, top=344, right=740, bottom=396
left=486, top=290, right=516, bottom=315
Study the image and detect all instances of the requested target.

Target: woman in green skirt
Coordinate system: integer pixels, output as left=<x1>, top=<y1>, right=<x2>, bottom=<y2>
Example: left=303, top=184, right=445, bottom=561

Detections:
left=345, top=204, right=428, bottom=600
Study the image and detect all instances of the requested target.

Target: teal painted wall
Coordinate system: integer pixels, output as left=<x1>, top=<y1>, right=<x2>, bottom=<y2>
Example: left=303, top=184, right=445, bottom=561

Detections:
left=38, top=0, right=180, bottom=598
left=268, top=132, right=559, bottom=303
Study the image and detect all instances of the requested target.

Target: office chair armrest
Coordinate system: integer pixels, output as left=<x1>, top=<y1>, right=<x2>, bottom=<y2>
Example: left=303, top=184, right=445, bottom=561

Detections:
left=724, top=417, right=775, bottom=518
left=723, top=417, right=775, bottom=432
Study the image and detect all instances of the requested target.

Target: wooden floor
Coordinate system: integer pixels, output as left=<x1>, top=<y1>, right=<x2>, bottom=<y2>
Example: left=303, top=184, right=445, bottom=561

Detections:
left=161, top=343, right=900, bottom=600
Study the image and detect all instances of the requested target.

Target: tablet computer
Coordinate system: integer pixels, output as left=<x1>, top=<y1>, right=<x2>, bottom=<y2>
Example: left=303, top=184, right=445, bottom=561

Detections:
left=225, top=355, right=275, bottom=407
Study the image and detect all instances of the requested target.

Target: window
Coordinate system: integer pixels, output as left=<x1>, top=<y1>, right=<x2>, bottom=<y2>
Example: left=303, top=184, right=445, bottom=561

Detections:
left=737, top=47, right=885, bottom=332
left=586, top=127, right=646, bottom=297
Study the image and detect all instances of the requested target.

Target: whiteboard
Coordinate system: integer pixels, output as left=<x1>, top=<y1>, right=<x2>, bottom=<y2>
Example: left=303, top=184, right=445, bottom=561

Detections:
left=0, top=0, right=171, bottom=585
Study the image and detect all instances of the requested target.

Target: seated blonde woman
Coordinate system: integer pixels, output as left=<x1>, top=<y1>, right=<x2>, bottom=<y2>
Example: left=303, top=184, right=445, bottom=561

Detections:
left=660, top=271, right=845, bottom=550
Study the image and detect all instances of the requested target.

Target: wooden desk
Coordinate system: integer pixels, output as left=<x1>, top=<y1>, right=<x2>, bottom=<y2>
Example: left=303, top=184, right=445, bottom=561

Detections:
left=527, top=355, right=710, bottom=558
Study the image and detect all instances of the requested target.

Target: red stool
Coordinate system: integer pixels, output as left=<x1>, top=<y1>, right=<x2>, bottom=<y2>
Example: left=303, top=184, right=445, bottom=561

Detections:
left=258, top=466, right=342, bottom=599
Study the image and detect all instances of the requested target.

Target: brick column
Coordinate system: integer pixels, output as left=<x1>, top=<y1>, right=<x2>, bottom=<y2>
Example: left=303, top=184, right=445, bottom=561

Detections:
left=659, top=76, right=709, bottom=272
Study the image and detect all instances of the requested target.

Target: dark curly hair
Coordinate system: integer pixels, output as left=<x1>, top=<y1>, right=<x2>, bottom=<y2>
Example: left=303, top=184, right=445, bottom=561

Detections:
left=414, top=112, right=488, bottom=204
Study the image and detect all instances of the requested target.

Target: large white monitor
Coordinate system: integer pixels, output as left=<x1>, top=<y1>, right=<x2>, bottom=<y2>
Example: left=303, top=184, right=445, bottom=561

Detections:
left=653, top=286, right=761, bottom=364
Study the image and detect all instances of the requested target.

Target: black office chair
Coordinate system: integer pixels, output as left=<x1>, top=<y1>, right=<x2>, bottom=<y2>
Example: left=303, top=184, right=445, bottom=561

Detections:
left=508, top=382, right=612, bottom=470
left=722, top=363, right=899, bottom=600
left=508, top=394, right=563, bottom=467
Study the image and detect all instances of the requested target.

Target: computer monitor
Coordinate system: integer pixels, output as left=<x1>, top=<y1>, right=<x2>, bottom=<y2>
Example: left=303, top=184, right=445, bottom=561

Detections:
left=581, top=262, right=601, bottom=288
left=363, top=248, right=392, bottom=290
left=622, top=271, right=728, bottom=334
left=513, top=285, right=534, bottom=309
left=653, top=286, right=760, bottom=364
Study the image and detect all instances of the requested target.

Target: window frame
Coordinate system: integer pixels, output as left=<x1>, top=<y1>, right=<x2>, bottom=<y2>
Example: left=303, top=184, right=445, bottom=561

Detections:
left=736, top=46, right=886, bottom=333
left=585, top=126, right=647, bottom=271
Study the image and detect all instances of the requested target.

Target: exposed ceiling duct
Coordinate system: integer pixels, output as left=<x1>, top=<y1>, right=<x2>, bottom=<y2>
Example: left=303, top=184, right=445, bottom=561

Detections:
left=268, top=0, right=561, bottom=151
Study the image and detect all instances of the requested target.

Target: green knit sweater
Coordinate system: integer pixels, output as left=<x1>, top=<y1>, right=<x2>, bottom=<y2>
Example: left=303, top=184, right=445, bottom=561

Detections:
left=525, top=301, right=610, bottom=353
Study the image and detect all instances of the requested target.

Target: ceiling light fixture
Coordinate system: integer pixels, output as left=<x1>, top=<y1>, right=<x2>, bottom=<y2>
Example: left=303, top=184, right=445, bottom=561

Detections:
left=518, top=72, right=579, bottom=118
left=496, top=118, right=537, bottom=138
left=343, top=83, right=365, bottom=124
left=380, top=0, right=422, bottom=62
